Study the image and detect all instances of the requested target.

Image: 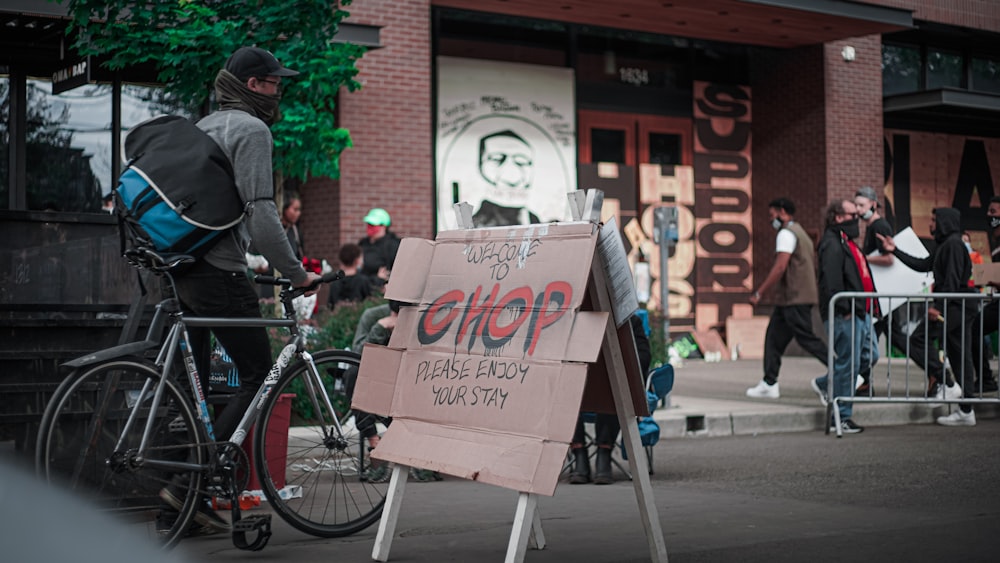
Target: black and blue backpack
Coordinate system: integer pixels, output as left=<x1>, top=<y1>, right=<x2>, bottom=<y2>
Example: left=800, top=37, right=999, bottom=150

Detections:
left=116, top=115, right=245, bottom=259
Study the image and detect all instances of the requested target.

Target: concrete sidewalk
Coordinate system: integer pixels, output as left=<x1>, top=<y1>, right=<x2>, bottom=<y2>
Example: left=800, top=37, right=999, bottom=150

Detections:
left=652, top=356, right=998, bottom=437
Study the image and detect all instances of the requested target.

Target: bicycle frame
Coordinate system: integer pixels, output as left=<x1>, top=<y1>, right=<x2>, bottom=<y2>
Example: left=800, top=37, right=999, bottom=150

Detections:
left=115, top=298, right=351, bottom=479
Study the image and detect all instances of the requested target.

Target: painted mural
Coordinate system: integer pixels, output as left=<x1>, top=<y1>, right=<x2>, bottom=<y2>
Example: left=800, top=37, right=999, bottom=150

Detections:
left=692, top=82, right=754, bottom=332
left=436, top=57, right=577, bottom=231
left=884, top=129, right=1000, bottom=257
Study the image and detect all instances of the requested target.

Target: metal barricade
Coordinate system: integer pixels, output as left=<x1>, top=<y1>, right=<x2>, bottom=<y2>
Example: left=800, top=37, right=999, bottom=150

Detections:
left=825, top=291, right=1000, bottom=437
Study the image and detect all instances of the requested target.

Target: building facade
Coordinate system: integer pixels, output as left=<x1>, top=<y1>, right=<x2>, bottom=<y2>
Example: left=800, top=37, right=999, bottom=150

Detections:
left=3, top=0, right=1000, bottom=329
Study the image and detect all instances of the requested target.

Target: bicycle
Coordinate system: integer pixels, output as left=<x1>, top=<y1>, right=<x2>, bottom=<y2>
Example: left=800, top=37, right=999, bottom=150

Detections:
left=35, top=247, right=387, bottom=550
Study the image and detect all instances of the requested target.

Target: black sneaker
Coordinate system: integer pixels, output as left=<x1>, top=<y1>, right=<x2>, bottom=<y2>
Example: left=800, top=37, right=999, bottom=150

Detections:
left=361, top=462, right=392, bottom=483
left=829, top=419, right=864, bottom=434
left=159, top=486, right=231, bottom=533
left=409, top=467, right=443, bottom=482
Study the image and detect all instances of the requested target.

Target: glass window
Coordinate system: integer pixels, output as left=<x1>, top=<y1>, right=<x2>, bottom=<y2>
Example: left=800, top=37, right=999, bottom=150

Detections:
left=25, top=79, right=110, bottom=212
left=1, top=72, right=8, bottom=210
left=882, top=43, right=920, bottom=95
left=972, top=57, right=1000, bottom=94
left=576, top=27, right=689, bottom=91
left=437, top=10, right=567, bottom=66
left=591, top=128, right=626, bottom=163
left=21, top=80, right=195, bottom=213
left=927, top=48, right=963, bottom=89
left=648, top=133, right=681, bottom=165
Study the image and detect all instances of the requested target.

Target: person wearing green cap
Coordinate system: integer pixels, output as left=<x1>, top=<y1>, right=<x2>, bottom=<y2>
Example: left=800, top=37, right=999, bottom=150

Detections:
left=359, top=208, right=401, bottom=286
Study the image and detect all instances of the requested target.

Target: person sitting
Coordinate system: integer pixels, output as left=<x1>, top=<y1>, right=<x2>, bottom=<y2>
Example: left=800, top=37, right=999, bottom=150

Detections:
left=350, top=301, right=441, bottom=483
left=327, top=243, right=376, bottom=310
left=569, top=314, right=650, bottom=484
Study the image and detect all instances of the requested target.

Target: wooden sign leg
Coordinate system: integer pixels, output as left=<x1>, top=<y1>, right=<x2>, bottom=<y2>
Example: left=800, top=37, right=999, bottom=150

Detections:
left=504, top=492, right=540, bottom=563
left=588, top=246, right=669, bottom=563
left=529, top=506, right=546, bottom=550
left=371, top=465, right=407, bottom=562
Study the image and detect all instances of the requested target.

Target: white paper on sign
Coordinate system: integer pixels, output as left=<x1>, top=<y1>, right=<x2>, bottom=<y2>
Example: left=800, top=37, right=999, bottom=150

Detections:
left=867, top=227, right=934, bottom=316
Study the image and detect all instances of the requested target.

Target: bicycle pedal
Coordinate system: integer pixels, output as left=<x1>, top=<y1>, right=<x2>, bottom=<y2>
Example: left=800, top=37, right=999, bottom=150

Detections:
left=233, top=514, right=270, bottom=532
left=232, top=514, right=272, bottom=551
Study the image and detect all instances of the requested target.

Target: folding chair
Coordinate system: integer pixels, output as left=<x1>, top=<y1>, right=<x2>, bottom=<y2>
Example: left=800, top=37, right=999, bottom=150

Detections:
left=621, top=363, right=674, bottom=474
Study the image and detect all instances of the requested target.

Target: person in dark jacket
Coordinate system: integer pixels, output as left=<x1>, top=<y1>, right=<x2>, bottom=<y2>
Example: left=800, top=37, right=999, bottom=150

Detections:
left=810, top=199, right=879, bottom=434
left=569, top=314, right=651, bottom=484
left=877, top=207, right=977, bottom=426
left=358, top=208, right=401, bottom=287
left=327, top=243, right=375, bottom=309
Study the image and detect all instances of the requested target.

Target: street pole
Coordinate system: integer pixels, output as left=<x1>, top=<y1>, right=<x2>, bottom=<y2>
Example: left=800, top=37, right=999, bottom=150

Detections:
left=653, top=206, right=678, bottom=349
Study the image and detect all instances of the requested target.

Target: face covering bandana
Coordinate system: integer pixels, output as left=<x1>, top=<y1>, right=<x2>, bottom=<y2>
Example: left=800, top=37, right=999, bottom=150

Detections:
left=965, top=242, right=974, bottom=253
left=771, top=218, right=783, bottom=230
left=840, top=218, right=860, bottom=240
left=990, top=216, right=1000, bottom=229
left=860, top=208, right=874, bottom=221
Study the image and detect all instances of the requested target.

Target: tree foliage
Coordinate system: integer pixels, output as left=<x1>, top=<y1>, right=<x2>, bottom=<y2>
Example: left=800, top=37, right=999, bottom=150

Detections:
left=64, top=0, right=365, bottom=181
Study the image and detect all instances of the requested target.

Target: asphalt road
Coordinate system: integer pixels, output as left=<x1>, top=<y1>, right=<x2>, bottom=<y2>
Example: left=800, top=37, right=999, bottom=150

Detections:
left=173, top=418, right=1000, bottom=563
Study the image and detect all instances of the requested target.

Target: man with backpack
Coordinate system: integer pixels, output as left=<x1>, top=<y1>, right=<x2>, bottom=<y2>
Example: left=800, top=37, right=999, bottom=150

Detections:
left=161, top=46, right=320, bottom=534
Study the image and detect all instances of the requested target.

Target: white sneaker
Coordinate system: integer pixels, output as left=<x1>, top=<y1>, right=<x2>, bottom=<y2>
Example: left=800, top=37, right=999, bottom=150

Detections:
left=746, top=380, right=780, bottom=399
left=930, top=383, right=963, bottom=407
left=936, top=409, right=976, bottom=427
left=810, top=378, right=828, bottom=406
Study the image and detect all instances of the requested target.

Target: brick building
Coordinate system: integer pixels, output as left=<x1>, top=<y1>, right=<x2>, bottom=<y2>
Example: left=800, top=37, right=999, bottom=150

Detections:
left=2, top=2, right=1000, bottom=446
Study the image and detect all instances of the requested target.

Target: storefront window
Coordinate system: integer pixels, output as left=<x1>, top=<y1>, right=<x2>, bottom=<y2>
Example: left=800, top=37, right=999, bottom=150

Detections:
left=648, top=133, right=681, bottom=166
left=1, top=71, right=9, bottom=210
left=24, top=80, right=109, bottom=212
left=592, top=129, right=626, bottom=163
left=927, top=48, right=963, bottom=90
left=972, top=57, right=1000, bottom=94
left=437, top=10, right=567, bottom=66
left=21, top=80, right=194, bottom=213
left=882, top=43, right=920, bottom=95
left=577, top=27, right=689, bottom=91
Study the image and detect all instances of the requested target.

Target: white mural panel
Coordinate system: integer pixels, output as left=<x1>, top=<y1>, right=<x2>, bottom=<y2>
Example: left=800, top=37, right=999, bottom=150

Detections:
left=436, top=57, right=576, bottom=231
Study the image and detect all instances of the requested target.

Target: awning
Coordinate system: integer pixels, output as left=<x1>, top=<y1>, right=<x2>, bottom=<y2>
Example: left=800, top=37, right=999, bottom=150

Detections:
left=432, top=0, right=913, bottom=48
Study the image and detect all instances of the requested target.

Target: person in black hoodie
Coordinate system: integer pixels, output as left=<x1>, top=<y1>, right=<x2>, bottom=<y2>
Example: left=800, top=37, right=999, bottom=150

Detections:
left=877, top=207, right=977, bottom=426
left=811, top=199, right=879, bottom=434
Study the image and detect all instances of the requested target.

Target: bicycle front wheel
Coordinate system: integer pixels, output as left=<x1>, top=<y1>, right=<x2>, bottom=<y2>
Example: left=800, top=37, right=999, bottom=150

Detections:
left=37, top=359, right=205, bottom=549
left=254, top=349, right=386, bottom=537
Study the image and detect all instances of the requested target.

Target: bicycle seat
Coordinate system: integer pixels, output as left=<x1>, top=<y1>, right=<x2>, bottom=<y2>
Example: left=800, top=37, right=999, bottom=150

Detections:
left=126, top=247, right=196, bottom=272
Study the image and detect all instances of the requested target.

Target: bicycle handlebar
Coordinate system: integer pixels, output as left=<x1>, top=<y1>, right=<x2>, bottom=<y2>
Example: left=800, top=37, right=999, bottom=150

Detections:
left=254, top=270, right=345, bottom=298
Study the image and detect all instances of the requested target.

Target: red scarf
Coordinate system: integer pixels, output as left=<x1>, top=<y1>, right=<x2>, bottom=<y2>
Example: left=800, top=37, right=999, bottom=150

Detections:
left=842, top=231, right=877, bottom=315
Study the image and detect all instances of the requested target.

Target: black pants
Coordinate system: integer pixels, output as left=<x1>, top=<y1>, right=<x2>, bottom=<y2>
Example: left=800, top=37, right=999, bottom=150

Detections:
left=572, top=413, right=619, bottom=448
left=970, top=301, right=1000, bottom=385
left=172, top=261, right=271, bottom=441
left=763, top=304, right=828, bottom=385
left=908, top=303, right=976, bottom=404
left=344, top=365, right=390, bottom=440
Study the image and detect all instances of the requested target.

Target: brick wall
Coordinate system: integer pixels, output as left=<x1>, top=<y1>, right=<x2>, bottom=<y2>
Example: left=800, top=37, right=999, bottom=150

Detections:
left=750, top=45, right=828, bottom=288
left=299, top=0, right=435, bottom=268
left=823, top=35, right=885, bottom=205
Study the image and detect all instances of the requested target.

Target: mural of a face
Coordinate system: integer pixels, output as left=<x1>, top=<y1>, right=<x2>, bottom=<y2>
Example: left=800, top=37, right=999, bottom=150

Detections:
left=478, top=130, right=534, bottom=191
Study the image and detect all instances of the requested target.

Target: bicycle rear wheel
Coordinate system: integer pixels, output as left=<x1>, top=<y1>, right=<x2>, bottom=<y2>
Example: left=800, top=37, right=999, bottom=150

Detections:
left=37, top=359, right=205, bottom=549
left=254, top=349, right=386, bottom=537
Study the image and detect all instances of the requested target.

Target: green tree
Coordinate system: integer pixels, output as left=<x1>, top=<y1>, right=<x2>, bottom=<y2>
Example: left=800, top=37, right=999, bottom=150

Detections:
left=64, top=0, right=364, bottom=183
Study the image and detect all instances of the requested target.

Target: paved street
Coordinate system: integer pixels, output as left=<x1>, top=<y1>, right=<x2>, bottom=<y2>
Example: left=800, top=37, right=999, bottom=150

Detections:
left=176, top=418, right=1000, bottom=563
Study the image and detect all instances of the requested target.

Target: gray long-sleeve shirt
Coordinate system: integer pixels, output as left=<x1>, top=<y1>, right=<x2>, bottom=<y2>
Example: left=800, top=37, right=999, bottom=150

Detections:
left=196, top=109, right=308, bottom=285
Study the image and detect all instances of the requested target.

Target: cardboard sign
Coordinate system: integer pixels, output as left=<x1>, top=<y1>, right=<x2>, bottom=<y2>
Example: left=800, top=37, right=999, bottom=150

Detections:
left=868, top=227, right=934, bottom=316
left=353, top=222, right=609, bottom=495
left=973, top=262, right=1000, bottom=286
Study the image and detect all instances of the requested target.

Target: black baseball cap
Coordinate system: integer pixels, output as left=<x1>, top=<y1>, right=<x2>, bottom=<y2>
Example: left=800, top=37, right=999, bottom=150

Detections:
left=225, top=46, right=299, bottom=81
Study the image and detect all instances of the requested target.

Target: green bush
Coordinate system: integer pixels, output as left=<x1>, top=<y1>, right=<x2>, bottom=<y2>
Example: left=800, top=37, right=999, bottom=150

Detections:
left=267, top=296, right=387, bottom=421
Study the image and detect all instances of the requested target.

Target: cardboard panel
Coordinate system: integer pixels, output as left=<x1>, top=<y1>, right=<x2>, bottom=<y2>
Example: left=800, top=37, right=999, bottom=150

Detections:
left=354, top=221, right=609, bottom=496
left=371, top=419, right=571, bottom=495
